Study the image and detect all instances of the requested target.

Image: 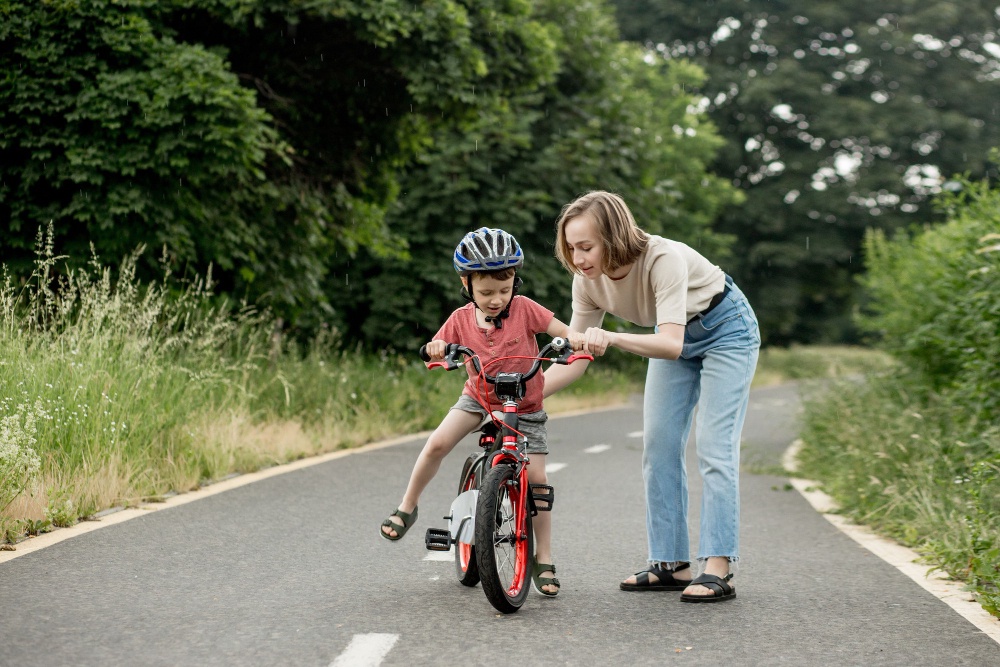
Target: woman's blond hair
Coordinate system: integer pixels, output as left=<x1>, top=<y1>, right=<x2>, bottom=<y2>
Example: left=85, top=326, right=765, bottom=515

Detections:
left=554, top=191, right=648, bottom=275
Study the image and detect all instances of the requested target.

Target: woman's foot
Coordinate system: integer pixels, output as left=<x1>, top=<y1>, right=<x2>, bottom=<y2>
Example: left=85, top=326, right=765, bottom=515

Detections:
left=620, top=562, right=692, bottom=591
left=680, top=557, right=733, bottom=600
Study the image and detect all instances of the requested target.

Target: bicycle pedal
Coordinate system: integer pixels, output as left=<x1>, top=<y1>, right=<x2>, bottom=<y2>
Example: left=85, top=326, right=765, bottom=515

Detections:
left=529, top=484, right=555, bottom=512
left=424, top=527, right=452, bottom=551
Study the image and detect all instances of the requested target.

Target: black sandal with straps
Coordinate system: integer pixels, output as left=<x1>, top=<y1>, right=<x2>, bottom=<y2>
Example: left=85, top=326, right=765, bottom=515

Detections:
left=680, top=572, right=736, bottom=603
left=619, top=562, right=691, bottom=591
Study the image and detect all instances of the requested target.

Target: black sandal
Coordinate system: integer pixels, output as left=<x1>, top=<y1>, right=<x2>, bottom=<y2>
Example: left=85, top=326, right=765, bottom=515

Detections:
left=619, top=562, right=691, bottom=591
left=680, top=572, right=735, bottom=603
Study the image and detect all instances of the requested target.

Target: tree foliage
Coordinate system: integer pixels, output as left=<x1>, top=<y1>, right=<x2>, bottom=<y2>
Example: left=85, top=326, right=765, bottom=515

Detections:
left=611, top=0, right=1000, bottom=343
left=860, top=176, right=1000, bottom=420
left=2, top=0, right=563, bottom=320
left=329, top=0, right=738, bottom=350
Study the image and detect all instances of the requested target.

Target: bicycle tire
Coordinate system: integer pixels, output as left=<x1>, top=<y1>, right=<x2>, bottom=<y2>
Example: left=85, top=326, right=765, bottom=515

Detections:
left=454, top=454, right=482, bottom=587
left=475, top=463, right=533, bottom=613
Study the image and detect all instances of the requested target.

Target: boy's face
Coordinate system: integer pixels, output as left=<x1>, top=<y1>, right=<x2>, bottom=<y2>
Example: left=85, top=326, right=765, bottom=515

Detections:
left=463, top=273, right=516, bottom=318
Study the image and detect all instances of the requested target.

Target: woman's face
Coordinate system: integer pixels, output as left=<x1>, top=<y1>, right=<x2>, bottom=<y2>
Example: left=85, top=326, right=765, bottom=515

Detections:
left=563, top=212, right=605, bottom=280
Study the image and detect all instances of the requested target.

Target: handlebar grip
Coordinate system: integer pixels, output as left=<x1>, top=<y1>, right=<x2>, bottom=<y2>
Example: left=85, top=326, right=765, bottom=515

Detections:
left=419, top=345, right=431, bottom=362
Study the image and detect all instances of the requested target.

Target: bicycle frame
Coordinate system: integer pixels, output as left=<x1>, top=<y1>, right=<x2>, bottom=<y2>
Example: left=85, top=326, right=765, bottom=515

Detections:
left=422, top=337, right=591, bottom=612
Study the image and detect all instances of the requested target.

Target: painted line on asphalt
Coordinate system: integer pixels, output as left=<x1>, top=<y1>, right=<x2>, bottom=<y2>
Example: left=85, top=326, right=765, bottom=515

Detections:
left=0, top=401, right=633, bottom=564
left=423, top=547, right=453, bottom=562
left=584, top=444, right=610, bottom=454
left=544, top=462, right=567, bottom=473
left=627, top=430, right=643, bottom=438
left=783, top=439, right=1000, bottom=645
left=330, top=633, right=398, bottom=667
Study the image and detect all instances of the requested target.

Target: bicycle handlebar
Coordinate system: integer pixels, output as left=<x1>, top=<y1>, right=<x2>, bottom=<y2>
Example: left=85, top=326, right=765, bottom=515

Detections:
left=419, top=337, right=592, bottom=384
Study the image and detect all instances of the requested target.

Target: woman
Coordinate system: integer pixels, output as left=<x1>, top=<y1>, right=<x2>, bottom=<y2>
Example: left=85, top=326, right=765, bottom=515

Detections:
left=544, top=191, right=760, bottom=602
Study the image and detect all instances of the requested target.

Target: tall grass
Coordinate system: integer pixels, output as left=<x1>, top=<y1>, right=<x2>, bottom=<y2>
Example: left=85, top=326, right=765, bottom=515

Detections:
left=797, top=179, right=1000, bottom=617
left=0, top=227, right=461, bottom=539
left=0, top=227, right=640, bottom=542
left=798, top=376, right=999, bottom=616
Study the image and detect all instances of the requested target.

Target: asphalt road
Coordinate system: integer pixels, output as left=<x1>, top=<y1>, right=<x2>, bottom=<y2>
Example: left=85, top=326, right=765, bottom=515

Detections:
left=1, top=383, right=997, bottom=666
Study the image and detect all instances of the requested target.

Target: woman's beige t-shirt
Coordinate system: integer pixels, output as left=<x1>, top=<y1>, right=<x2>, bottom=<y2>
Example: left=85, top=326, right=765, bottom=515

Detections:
left=570, top=235, right=725, bottom=330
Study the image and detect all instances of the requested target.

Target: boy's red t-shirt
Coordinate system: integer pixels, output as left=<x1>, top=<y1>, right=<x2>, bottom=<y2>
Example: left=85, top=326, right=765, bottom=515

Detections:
left=432, top=295, right=554, bottom=413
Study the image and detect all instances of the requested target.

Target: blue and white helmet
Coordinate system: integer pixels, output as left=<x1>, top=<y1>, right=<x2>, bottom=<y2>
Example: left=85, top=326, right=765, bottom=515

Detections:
left=453, top=227, right=524, bottom=276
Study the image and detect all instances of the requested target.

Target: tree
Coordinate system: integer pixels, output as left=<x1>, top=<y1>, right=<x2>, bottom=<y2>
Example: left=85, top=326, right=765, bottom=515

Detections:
left=331, top=0, right=739, bottom=350
left=1, top=0, right=561, bottom=321
left=611, top=0, right=1000, bottom=343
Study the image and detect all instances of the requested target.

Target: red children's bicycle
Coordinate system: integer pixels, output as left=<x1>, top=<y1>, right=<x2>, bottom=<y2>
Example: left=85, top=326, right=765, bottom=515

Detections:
left=420, top=337, right=591, bottom=613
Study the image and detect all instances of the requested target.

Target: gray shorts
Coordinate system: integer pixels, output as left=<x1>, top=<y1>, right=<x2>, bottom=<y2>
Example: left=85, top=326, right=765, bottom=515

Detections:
left=452, top=394, right=549, bottom=455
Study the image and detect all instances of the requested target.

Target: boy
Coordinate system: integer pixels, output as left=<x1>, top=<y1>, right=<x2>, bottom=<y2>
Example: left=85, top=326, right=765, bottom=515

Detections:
left=380, top=227, right=570, bottom=596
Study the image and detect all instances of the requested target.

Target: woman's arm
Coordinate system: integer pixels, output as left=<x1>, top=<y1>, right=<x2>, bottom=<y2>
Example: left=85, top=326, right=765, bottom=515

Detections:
left=580, top=323, right=684, bottom=360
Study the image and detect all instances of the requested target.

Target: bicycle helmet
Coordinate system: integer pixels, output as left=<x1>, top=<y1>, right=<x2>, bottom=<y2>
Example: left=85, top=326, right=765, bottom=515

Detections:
left=453, top=227, right=524, bottom=276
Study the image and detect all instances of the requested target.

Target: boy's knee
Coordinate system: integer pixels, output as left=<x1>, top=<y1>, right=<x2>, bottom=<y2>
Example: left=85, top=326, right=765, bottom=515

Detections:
left=424, top=436, right=454, bottom=460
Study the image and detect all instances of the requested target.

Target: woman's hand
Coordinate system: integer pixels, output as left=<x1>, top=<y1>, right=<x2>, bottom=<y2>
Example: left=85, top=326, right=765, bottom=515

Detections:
left=580, top=327, right=616, bottom=357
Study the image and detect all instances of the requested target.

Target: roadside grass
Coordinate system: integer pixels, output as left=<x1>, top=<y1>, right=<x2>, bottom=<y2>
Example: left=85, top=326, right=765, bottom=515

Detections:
left=796, top=375, right=1000, bottom=616
left=0, top=237, right=644, bottom=543
left=752, top=344, right=895, bottom=387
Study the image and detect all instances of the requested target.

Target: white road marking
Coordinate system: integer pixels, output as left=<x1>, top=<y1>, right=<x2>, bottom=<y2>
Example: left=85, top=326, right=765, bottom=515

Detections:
left=423, top=547, right=454, bottom=562
left=331, top=633, right=398, bottom=667
left=627, top=430, right=643, bottom=438
left=545, top=462, right=567, bottom=473
left=584, top=444, right=610, bottom=454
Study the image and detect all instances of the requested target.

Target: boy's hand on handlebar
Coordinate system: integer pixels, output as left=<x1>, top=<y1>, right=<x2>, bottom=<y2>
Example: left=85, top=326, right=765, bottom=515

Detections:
left=567, top=332, right=587, bottom=352
left=424, top=340, right=448, bottom=360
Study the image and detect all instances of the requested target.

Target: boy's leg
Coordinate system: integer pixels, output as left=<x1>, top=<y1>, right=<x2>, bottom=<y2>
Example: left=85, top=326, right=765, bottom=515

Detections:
left=382, top=408, right=482, bottom=538
left=526, top=453, right=558, bottom=594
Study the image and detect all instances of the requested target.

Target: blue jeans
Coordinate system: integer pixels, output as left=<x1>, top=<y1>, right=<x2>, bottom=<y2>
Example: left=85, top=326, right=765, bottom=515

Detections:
left=642, top=279, right=760, bottom=563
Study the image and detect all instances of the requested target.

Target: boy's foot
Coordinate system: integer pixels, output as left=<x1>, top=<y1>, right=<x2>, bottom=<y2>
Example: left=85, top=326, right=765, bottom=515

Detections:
left=380, top=506, right=417, bottom=541
left=532, top=562, right=560, bottom=596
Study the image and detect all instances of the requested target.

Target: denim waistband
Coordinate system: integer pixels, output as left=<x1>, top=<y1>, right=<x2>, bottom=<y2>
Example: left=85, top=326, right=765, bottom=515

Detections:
left=688, top=274, right=732, bottom=324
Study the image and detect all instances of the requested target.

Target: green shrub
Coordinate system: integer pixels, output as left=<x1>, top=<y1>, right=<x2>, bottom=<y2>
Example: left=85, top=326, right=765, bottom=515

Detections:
left=859, top=178, right=1000, bottom=420
left=801, top=174, right=1000, bottom=616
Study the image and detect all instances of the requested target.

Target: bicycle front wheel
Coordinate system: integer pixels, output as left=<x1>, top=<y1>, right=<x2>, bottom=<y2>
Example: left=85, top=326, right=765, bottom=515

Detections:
left=454, top=454, right=482, bottom=587
left=475, top=463, right=533, bottom=613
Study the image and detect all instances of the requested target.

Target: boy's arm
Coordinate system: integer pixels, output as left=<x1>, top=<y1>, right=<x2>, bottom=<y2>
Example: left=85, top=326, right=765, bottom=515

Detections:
left=545, top=316, right=570, bottom=339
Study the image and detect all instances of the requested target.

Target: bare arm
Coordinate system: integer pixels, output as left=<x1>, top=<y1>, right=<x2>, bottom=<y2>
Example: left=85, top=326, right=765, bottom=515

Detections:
left=545, top=316, right=570, bottom=339
left=579, top=323, right=684, bottom=360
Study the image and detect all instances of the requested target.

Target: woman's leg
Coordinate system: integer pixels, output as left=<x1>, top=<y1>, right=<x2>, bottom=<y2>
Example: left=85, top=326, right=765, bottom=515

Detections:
left=692, top=344, right=758, bottom=562
left=684, top=287, right=760, bottom=595
left=636, top=355, right=701, bottom=568
left=382, top=408, right=482, bottom=538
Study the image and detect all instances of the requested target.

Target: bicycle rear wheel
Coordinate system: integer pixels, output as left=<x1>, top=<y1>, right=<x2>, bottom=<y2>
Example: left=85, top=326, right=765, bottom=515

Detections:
left=475, top=463, right=533, bottom=613
left=454, top=454, right=482, bottom=587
